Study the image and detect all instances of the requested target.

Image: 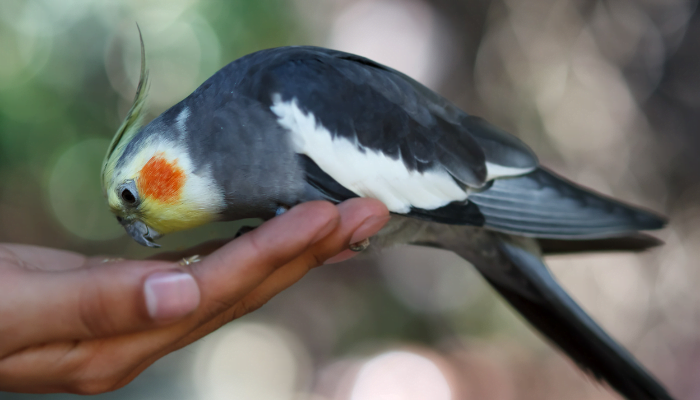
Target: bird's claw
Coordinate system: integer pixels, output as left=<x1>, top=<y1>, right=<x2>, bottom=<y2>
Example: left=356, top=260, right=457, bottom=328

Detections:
left=349, top=238, right=370, bottom=252
left=179, top=255, right=201, bottom=266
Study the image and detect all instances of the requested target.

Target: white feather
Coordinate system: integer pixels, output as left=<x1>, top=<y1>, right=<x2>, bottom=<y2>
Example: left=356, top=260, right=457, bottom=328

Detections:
left=271, top=95, right=468, bottom=213
left=176, top=106, right=190, bottom=138
left=485, top=162, right=534, bottom=181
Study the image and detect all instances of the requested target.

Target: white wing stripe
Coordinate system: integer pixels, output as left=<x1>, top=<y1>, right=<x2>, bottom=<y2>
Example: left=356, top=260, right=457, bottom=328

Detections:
left=271, top=95, right=468, bottom=213
left=485, top=162, right=535, bottom=181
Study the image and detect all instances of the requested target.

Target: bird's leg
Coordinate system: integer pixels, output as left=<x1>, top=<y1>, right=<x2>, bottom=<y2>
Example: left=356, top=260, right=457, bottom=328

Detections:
left=349, top=238, right=370, bottom=252
left=275, top=205, right=289, bottom=216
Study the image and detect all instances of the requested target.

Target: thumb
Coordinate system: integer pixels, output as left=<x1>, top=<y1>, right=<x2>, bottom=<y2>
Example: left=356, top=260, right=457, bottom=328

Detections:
left=0, top=261, right=200, bottom=355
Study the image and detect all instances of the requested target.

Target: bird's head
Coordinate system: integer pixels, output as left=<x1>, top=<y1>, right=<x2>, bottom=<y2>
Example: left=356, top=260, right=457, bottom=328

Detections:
left=104, top=144, right=224, bottom=247
left=101, top=28, right=223, bottom=247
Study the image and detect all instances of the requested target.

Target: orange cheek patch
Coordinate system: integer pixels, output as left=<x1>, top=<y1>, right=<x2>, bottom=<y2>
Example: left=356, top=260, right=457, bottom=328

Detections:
left=138, top=153, right=185, bottom=203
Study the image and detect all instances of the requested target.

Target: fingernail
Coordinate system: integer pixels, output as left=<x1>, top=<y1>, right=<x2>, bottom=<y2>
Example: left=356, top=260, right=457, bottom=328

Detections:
left=311, top=216, right=340, bottom=244
left=144, top=272, right=201, bottom=321
left=349, top=215, right=391, bottom=244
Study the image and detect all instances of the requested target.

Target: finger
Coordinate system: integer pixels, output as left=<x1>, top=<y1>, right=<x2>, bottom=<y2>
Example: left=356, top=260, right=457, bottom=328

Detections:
left=231, top=198, right=390, bottom=316
left=312, top=197, right=390, bottom=263
left=0, top=244, right=87, bottom=271
left=0, top=259, right=191, bottom=355
left=188, top=200, right=340, bottom=318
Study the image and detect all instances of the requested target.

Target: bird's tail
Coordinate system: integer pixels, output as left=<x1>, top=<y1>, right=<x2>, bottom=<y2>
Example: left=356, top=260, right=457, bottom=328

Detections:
left=426, top=233, right=674, bottom=400
left=537, top=233, right=664, bottom=255
left=467, top=167, right=667, bottom=239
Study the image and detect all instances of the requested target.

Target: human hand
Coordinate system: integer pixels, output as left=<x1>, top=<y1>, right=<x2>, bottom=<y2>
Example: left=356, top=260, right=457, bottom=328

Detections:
left=0, top=198, right=389, bottom=394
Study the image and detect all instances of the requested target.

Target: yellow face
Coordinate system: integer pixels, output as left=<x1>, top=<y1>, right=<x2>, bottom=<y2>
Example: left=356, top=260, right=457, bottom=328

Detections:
left=106, top=149, right=225, bottom=247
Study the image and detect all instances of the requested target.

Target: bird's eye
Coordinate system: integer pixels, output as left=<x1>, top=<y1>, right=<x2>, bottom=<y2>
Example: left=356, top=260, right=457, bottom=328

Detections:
left=121, top=188, right=137, bottom=204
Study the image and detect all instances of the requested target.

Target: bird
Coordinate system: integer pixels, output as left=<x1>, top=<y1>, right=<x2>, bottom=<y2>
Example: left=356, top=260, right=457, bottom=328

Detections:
left=102, top=31, right=673, bottom=400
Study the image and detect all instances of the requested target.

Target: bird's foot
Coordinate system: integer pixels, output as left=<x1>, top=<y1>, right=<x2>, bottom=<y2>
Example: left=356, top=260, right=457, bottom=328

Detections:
left=275, top=206, right=289, bottom=216
left=179, top=255, right=201, bottom=266
left=349, top=238, right=370, bottom=252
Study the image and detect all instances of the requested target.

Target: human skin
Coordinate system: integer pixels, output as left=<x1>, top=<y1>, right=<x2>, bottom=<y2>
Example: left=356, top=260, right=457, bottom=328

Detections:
left=0, top=199, right=389, bottom=394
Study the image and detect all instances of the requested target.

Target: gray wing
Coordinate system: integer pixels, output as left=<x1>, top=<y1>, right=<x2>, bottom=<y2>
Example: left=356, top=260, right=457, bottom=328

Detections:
left=235, top=46, right=538, bottom=189
left=222, top=47, right=665, bottom=238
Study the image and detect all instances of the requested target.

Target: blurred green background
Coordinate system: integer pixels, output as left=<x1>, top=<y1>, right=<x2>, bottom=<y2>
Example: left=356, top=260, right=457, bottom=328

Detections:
left=1, top=0, right=699, bottom=399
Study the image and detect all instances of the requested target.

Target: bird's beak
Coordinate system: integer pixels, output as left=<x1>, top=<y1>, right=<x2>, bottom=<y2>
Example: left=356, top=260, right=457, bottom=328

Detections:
left=120, top=219, right=162, bottom=248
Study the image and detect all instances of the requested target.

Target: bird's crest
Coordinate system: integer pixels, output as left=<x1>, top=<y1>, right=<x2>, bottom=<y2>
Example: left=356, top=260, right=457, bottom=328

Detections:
left=101, top=24, right=150, bottom=192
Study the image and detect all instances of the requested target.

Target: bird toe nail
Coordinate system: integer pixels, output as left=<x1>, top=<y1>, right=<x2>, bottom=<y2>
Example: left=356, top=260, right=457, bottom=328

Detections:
left=349, top=238, right=370, bottom=252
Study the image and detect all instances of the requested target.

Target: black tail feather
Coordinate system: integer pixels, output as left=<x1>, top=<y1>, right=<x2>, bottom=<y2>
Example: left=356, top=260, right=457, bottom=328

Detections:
left=467, top=240, right=674, bottom=400
left=538, top=233, right=664, bottom=255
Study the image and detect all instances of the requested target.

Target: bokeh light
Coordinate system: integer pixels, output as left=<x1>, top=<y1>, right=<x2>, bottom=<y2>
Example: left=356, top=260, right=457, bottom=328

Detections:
left=192, top=321, right=311, bottom=400
left=327, top=0, right=453, bottom=90
left=48, top=138, right=124, bottom=241
left=349, top=350, right=453, bottom=400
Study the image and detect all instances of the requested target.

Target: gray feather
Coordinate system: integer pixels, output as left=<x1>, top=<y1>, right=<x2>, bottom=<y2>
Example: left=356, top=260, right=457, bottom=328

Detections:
left=469, top=167, right=666, bottom=238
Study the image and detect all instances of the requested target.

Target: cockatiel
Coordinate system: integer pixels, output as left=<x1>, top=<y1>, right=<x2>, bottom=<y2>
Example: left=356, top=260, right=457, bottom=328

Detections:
left=102, top=33, right=672, bottom=400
